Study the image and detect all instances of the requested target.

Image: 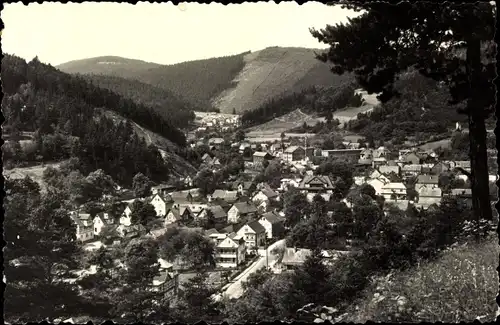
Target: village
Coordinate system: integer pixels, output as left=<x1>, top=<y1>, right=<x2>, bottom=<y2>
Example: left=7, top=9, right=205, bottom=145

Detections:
left=68, top=123, right=498, bottom=302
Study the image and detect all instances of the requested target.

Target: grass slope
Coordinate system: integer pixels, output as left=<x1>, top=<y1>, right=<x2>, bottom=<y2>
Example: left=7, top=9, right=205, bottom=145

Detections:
left=345, top=237, right=499, bottom=323
left=3, top=161, right=66, bottom=193
left=213, top=47, right=352, bottom=114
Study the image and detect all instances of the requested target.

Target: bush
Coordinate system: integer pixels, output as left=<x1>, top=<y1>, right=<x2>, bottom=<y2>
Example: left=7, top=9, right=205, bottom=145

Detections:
left=345, top=237, right=499, bottom=323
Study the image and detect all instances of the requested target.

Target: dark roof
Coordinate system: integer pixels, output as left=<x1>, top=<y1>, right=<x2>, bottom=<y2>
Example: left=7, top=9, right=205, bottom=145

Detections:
left=299, top=175, right=335, bottom=189
left=417, top=174, right=439, bottom=184
left=204, top=228, right=219, bottom=236
left=207, top=205, right=227, bottom=219
left=231, top=202, right=258, bottom=214
left=261, top=211, right=284, bottom=224
left=247, top=220, right=266, bottom=234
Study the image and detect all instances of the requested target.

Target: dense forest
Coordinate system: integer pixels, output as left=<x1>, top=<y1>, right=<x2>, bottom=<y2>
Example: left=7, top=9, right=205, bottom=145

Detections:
left=134, top=52, right=249, bottom=110
left=241, top=83, right=364, bottom=127
left=79, top=74, right=197, bottom=129
left=59, top=53, right=249, bottom=111
left=346, top=71, right=469, bottom=142
left=2, top=54, right=182, bottom=186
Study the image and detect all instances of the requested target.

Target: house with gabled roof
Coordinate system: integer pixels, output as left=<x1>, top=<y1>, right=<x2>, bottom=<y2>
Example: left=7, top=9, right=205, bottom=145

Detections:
left=416, top=174, right=440, bottom=191
left=298, top=175, right=335, bottom=194
left=258, top=211, right=286, bottom=239
left=253, top=151, right=273, bottom=168
left=283, top=146, right=305, bottom=162
left=378, top=165, right=401, bottom=176
left=227, top=201, right=258, bottom=224
left=148, top=193, right=170, bottom=217
left=119, top=203, right=135, bottom=226
left=381, top=182, right=407, bottom=200
left=215, top=234, right=246, bottom=268
left=208, top=189, right=238, bottom=203
left=151, top=184, right=176, bottom=196
left=451, top=160, right=472, bottom=173
left=197, top=205, right=227, bottom=221
left=402, top=152, right=422, bottom=165
left=431, top=161, right=451, bottom=175
left=70, top=213, right=95, bottom=242
left=252, top=188, right=280, bottom=207
left=236, top=220, right=267, bottom=248
left=164, top=207, right=181, bottom=226
left=402, top=164, right=423, bottom=176
left=416, top=186, right=442, bottom=210
left=93, top=212, right=114, bottom=236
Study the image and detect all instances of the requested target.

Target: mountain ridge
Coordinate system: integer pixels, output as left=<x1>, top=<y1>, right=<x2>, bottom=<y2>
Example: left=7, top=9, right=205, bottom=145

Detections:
left=57, top=46, right=352, bottom=113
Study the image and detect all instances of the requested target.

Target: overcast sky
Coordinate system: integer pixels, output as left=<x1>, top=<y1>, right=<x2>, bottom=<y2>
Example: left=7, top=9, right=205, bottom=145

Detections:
left=2, top=2, right=359, bottom=66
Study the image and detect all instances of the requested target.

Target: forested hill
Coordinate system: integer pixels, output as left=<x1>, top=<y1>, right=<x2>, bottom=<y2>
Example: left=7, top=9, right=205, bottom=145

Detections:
left=346, top=71, right=470, bottom=143
left=1, top=54, right=188, bottom=186
left=58, top=52, right=250, bottom=111
left=241, top=83, right=363, bottom=127
left=57, top=47, right=353, bottom=113
left=56, top=56, right=162, bottom=77
left=78, top=74, right=198, bottom=129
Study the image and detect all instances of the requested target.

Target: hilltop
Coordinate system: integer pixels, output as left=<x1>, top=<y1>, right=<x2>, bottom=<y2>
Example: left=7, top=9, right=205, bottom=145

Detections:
left=56, top=56, right=162, bottom=77
left=57, top=47, right=352, bottom=113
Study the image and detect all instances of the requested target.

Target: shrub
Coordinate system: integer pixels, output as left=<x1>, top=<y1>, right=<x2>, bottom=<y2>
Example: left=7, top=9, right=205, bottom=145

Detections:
left=345, top=237, right=499, bottom=323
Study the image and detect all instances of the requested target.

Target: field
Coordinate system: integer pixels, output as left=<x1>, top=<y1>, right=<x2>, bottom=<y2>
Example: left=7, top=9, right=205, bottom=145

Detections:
left=3, top=161, right=65, bottom=192
left=418, top=138, right=452, bottom=150
left=245, top=109, right=324, bottom=138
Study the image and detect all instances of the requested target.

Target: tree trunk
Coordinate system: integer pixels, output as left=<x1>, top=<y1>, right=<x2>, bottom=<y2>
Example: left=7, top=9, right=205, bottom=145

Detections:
left=466, top=39, right=493, bottom=221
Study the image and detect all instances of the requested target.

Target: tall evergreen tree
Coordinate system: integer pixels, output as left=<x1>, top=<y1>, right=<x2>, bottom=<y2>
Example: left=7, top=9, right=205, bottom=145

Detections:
left=311, top=1, right=495, bottom=220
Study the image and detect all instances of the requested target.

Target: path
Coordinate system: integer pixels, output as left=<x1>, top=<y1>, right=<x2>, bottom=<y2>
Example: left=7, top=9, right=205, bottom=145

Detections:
left=220, top=239, right=286, bottom=300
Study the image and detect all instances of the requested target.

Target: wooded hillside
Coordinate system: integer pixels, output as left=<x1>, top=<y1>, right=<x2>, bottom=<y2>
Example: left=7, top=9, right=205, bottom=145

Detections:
left=2, top=54, right=187, bottom=186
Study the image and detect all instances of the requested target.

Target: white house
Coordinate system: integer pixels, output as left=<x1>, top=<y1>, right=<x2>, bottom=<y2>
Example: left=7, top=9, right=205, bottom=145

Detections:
left=227, top=202, right=258, bottom=224
left=149, top=194, right=169, bottom=217
left=215, top=234, right=246, bottom=268
left=367, top=177, right=389, bottom=196
left=70, top=213, right=95, bottom=242
left=236, top=221, right=267, bottom=248
left=92, top=212, right=113, bottom=236
left=381, top=182, right=407, bottom=200
left=258, top=211, right=286, bottom=239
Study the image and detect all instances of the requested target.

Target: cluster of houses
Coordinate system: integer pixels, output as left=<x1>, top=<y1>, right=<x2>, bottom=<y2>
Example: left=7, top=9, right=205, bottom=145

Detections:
left=69, top=136, right=497, bottom=274
left=193, top=112, right=241, bottom=133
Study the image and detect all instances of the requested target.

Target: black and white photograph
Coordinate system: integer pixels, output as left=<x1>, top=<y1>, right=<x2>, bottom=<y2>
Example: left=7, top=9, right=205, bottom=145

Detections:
left=2, top=1, right=498, bottom=323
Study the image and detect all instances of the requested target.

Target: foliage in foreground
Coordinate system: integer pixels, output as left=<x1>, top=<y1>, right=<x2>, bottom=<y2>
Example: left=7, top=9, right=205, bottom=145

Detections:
left=344, top=236, right=499, bottom=323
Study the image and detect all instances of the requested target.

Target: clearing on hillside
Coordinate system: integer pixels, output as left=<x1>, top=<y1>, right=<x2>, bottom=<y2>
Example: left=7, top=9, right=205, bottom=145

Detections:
left=213, top=47, right=352, bottom=114
left=245, top=109, right=324, bottom=138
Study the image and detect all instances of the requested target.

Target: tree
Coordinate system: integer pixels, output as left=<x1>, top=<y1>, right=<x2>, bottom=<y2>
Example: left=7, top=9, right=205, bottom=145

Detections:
left=311, top=1, right=495, bottom=221
left=112, top=238, right=161, bottom=322
left=242, top=268, right=273, bottom=291
left=177, top=270, right=219, bottom=323
left=286, top=247, right=332, bottom=313
left=129, top=200, right=157, bottom=231
left=235, top=129, right=245, bottom=142
left=283, top=188, right=311, bottom=228
left=4, top=179, right=84, bottom=322
left=86, top=169, right=116, bottom=198
left=132, top=172, right=153, bottom=198
left=194, top=168, right=217, bottom=197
